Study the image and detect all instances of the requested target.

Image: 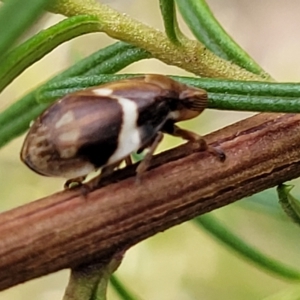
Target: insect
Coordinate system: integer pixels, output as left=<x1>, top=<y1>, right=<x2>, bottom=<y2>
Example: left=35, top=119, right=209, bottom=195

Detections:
left=21, top=74, right=224, bottom=189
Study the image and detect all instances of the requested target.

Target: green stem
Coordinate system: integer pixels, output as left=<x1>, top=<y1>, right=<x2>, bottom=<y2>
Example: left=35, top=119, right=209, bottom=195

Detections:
left=48, top=0, right=262, bottom=80
left=63, top=258, right=122, bottom=300
left=195, top=214, right=300, bottom=280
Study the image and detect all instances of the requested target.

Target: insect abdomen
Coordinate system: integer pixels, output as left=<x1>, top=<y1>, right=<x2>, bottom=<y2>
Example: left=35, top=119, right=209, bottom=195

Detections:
left=21, top=88, right=170, bottom=179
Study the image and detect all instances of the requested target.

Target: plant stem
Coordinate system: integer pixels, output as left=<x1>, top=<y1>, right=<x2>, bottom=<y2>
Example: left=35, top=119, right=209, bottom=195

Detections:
left=63, top=258, right=122, bottom=300
left=2, top=113, right=300, bottom=290
left=48, top=0, right=262, bottom=80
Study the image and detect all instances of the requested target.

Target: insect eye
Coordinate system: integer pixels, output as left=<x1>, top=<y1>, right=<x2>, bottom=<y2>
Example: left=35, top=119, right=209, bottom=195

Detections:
left=180, top=89, right=208, bottom=111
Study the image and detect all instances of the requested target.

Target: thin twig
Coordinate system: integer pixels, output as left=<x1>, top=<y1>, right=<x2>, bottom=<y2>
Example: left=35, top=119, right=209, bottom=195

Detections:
left=1, top=112, right=300, bottom=291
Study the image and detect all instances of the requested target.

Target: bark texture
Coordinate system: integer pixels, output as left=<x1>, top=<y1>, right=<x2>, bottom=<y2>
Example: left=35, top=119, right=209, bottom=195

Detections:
left=1, top=112, right=300, bottom=291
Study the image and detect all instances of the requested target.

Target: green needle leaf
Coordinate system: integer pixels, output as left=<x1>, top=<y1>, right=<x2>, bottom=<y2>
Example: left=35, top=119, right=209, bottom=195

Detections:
left=110, top=275, right=137, bottom=300
left=0, top=94, right=48, bottom=148
left=37, top=74, right=300, bottom=113
left=277, top=184, right=300, bottom=226
left=0, top=15, right=102, bottom=93
left=159, top=0, right=182, bottom=45
left=207, top=94, right=300, bottom=113
left=36, top=74, right=130, bottom=103
left=0, top=0, right=51, bottom=61
left=175, top=0, right=270, bottom=79
left=195, top=214, right=300, bottom=280
left=0, top=43, right=150, bottom=148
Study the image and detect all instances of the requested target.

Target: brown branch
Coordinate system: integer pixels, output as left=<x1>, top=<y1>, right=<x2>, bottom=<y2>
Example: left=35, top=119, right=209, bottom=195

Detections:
left=1, top=112, right=300, bottom=291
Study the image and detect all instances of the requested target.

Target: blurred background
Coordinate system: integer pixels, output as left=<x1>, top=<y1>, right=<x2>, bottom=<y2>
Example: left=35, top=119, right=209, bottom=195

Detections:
left=1, top=0, right=300, bottom=299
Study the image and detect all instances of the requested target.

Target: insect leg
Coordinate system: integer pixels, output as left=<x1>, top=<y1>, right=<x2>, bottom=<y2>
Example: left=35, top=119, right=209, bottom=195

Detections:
left=136, top=132, right=164, bottom=176
left=124, top=156, right=133, bottom=166
left=86, top=161, right=122, bottom=190
left=167, top=124, right=225, bottom=161
left=64, top=176, right=86, bottom=189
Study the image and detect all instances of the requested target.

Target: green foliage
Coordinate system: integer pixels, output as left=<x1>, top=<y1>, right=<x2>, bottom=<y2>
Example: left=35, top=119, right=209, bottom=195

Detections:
left=0, top=43, right=150, bottom=147
left=37, top=75, right=300, bottom=113
left=195, top=214, right=300, bottom=280
left=0, top=15, right=101, bottom=92
left=0, top=0, right=51, bottom=61
left=277, top=185, right=300, bottom=226
left=159, top=0, right=182, bottom=45
left=175, top=0, right=270, bottom=78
